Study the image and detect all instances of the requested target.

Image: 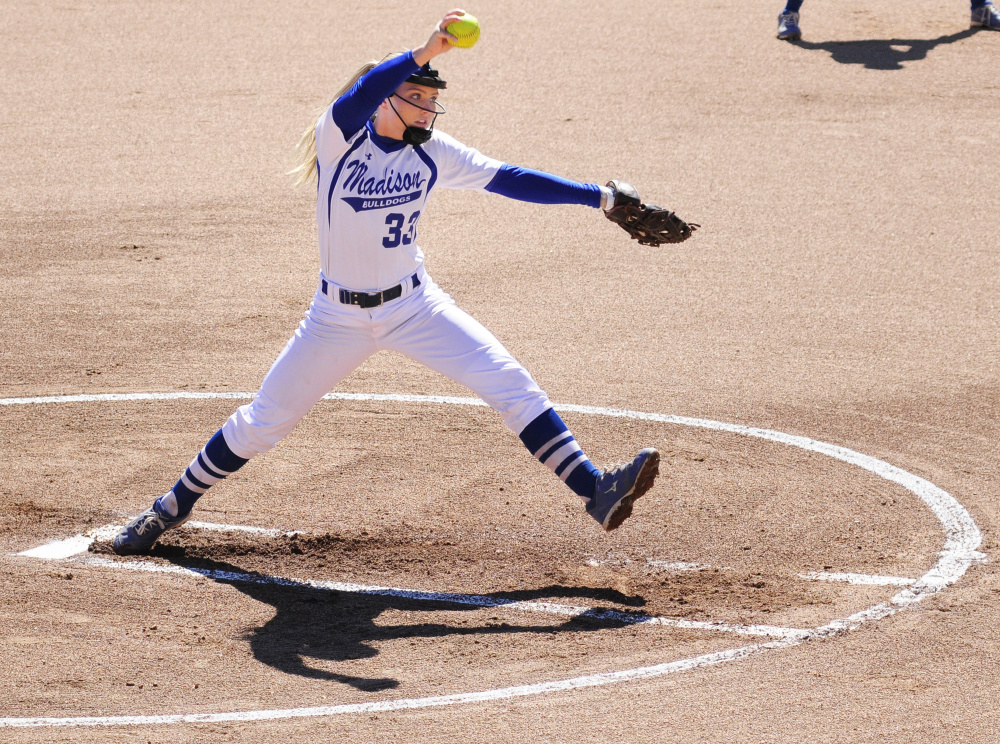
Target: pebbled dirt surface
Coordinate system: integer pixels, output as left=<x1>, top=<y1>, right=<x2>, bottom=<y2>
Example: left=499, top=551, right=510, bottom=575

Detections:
left=2, top=0, right=999, bottom=742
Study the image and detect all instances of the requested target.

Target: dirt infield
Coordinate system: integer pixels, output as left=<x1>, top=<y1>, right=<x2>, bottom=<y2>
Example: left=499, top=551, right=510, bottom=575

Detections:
left=2, top=1, right=999, bottom=741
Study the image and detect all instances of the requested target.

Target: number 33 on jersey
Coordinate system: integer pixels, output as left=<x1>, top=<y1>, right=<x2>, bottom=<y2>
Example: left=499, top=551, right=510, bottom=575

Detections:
left=382, top=210, right=420, bottom=248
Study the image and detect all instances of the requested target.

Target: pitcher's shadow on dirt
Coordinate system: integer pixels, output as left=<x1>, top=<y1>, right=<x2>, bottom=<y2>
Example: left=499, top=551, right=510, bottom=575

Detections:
left=164, top=554, right=647, bottom=692
left=790, top=27, right=979, bottom=69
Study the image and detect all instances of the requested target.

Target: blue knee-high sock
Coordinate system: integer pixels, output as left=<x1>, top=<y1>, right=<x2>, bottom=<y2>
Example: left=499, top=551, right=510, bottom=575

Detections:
left=519, top=408, right=600, bottom=500
left=783, top=0, right=803, bottom=13
left=971, top=0, right=987, bottom=10
left=156, top=429, right=249, bottom=517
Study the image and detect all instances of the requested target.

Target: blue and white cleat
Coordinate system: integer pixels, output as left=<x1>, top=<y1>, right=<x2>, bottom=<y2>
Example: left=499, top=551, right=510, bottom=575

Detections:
left=587, top=448, right=660, bottom=531
left=972, top=1, right=1000, bottom=29
left=777, top=12, right=802, bottom=40
left=112, top=502, right=191, bottom=555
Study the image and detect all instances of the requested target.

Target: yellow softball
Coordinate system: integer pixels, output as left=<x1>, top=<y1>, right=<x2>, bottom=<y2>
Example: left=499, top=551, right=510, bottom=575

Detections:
left=447, top=13, right=480, bottom=48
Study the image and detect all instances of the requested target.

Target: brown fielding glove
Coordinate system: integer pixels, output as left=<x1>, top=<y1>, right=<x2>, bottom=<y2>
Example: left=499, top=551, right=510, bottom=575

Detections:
left=604, top=180, right=699, bottom=246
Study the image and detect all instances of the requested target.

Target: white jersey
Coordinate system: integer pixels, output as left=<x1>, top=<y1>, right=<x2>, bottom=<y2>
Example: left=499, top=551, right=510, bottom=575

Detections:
left=314, top=116, right=503, bottom=291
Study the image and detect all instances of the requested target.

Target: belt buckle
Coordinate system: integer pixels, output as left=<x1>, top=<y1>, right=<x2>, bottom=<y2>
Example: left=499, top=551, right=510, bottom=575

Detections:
left=357, top=291, right=381, bottom=309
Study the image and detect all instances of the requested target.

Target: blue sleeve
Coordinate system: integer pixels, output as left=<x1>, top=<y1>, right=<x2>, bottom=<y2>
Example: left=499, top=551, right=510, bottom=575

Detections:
left=484, top=164, right=602, bottom=208
left=330, top=52, right=421, bottom=140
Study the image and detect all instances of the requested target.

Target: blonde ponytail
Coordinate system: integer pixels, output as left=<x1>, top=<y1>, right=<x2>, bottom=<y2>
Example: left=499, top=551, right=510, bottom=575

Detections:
left=289, top=54, right=403, bottom=186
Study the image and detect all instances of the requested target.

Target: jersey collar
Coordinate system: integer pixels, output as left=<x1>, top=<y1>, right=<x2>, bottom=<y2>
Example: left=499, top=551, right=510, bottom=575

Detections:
left=366, top=120, right=412, bottom=153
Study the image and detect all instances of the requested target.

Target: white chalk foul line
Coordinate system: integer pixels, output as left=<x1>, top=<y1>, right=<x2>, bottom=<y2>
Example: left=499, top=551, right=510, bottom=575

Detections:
left=0, top=391, right=256, bottom=406
left=0, top=391, right=987, bottom=728
left=585, top=558, right=714, bottom=572
left=0, top=391, right=484, bottom=407
left=799, top=571, right=916, bottom=587
left=645, top=560, right=713, bottom=571
left=185, top=520, right=299, bottom=537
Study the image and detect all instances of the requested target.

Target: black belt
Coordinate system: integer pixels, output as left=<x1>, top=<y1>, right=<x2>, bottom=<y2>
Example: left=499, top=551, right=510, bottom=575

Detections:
left=321, top=273, right=420, bottom=309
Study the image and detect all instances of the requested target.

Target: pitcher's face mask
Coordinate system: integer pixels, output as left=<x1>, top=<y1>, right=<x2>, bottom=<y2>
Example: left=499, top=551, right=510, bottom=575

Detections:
left=389, top=63, right=447, bottom=145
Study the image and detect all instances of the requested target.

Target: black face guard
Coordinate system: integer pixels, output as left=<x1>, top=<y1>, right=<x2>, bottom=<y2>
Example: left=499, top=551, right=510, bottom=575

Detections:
left=388, top=94, right=446, bottom=145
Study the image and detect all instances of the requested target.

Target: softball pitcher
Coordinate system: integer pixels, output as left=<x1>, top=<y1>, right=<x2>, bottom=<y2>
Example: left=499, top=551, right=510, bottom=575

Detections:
left=114, top=9, right=665, bottom=555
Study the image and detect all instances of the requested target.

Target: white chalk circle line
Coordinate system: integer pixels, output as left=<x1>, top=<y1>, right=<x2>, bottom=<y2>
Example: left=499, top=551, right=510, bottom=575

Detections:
left=0, top=391, right=986, bottom=729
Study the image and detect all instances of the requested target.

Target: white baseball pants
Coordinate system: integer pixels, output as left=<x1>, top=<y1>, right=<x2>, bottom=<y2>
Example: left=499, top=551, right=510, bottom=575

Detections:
left=221, top=271, right=552, bottom=458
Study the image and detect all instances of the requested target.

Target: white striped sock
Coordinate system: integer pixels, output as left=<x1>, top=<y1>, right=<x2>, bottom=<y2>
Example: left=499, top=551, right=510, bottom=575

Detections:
left=534, top=433, right=585, bottom=483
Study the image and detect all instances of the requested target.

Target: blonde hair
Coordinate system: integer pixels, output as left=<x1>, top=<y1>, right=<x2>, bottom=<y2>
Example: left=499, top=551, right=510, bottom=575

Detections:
left=289, top=53, right=403, bottom=187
